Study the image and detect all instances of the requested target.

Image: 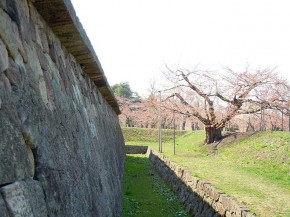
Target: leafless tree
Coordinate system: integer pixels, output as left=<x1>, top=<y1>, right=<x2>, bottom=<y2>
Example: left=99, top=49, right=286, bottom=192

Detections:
left=163, top=65, right=289, bottom=144
left=266, top=81, right=290, bottom=131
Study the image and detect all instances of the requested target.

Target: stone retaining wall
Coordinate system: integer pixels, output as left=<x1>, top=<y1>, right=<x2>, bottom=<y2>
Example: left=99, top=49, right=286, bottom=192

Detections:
left=125, top=145, right=148, bottom=154
left=0, top=1, right=125, bottom=216
left=126, top=146, right=256, bottom=217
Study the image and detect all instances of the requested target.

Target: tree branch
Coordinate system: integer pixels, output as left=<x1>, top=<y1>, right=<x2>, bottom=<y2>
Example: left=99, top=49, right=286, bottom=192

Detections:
left=166, top=93, right=210, bottom=124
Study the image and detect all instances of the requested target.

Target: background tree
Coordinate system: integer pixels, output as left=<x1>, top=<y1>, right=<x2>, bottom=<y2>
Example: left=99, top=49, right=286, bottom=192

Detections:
left=163, top=66, right=289, bottom=144
left=267, top=81, right=290, bottom=131
left=117, top=96, right=139, bottom=127
left=112, top=82, right=133, bottom=98
left=116, top=83, right=177, bottom=129
left=112, top=82, right=142, bottom=127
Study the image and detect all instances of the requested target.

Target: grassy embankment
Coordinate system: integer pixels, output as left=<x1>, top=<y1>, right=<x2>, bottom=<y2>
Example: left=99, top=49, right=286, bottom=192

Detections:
left=122, top=154, right=190, bottom=217
left=123, top=127, right=290, bottom=217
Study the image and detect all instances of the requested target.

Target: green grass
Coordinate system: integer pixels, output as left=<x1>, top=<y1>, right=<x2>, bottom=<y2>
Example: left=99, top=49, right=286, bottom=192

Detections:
left=122, top=154, right=190, bottom=217
left=122, top=127, right=187, bottom=144
left=123, top=128, right=290, bottom=217
left=219, top=132, right=290, bottom=188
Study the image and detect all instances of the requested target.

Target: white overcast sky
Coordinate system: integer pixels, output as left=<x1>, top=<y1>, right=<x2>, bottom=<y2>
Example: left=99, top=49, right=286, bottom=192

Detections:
left=71, top=0, right=290, bottom=96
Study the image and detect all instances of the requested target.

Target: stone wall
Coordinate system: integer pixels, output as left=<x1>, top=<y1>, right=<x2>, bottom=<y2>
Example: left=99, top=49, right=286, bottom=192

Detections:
left=125, top=145, right=148, bottom=154
left=126, top=146, right=256, bottom=217
left=0, top=0, right=125, bottom=216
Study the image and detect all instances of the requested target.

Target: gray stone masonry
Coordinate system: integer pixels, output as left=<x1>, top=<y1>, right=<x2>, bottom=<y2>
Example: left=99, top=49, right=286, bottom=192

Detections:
left=0, top=0, right=125, bottom=216
left=125, top=145, right=148, bottom=154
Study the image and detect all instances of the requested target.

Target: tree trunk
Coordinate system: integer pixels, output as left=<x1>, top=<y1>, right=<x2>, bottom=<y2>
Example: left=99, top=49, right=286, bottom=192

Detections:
left=246, top=122, right=254, bottom=132
left=205, top=126, right=222, bottom=144
left=288, top=115, right=290, bottom=131
left=181, top=121, right=186, bottom=130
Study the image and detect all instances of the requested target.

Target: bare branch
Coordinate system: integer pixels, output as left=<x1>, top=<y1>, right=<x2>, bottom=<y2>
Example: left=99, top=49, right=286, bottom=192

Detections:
left=172, top=93, right=210, bottom=124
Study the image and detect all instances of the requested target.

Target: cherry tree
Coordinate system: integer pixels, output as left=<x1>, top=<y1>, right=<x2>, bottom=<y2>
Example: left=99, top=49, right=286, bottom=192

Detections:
left=116, top=96, right=138, bottom=127
left=163, top=66, right=289, bottom=144
left=267, top=81, right=290, bottom=131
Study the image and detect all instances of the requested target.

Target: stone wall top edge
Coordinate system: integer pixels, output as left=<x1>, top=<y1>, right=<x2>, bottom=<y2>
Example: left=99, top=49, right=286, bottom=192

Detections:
left=33, top=0, right=121, bottom=114
left=146, top=146, right=255, bottom=216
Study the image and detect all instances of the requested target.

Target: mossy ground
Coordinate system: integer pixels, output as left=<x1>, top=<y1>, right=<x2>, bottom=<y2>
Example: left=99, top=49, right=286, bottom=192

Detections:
left=123, top=128, right=290, bottom=217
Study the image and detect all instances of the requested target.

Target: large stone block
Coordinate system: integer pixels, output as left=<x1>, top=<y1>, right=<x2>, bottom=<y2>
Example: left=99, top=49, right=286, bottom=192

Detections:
left=0, top=38, right=8, bottom=74
left=0, top=0, right=6, bottom=10
left=4, top=57, right=23, bottom=88
left=0, top=180, right=47, bottom=217
left=0, top=8, right=26, bottom=61
left=6, top=0, right=32, bottom=46
left=1, top=182, right=34, bottom=216
left=0, top=193, right=10, bottom=217
left=0, top=113, right=34, bottom=185
left=22, top=179, right=48, bottom=217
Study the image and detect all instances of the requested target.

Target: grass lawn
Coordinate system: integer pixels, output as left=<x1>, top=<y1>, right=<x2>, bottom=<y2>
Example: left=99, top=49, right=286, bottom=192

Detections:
left=122, top=154, right=190, bottom=217
left=124, top=128, right=290, bottom=217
